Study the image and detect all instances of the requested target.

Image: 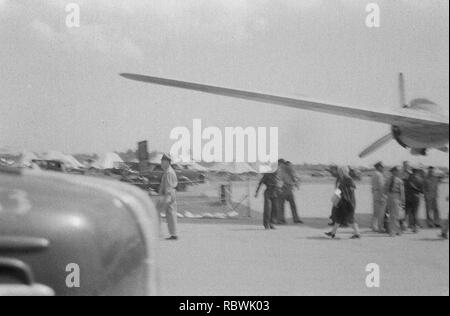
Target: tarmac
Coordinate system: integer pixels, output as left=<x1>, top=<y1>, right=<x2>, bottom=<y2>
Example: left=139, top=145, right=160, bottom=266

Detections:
left=159, top=220, right=449, bottom=296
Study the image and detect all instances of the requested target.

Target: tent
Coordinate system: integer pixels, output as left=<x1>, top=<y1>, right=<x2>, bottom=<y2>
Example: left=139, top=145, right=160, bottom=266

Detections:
left=149, top=153, right=164, bottom=165
left=94, top=153, right=124, bottom=169
left=210, top=162, right=257, bottom=175
left=189, top=162, right=209, bottom=172
left=19, top=151, right=39, bottom=167
left=178, top=161, right=209, bottom=172
left=0, top=146, right=21, bottom=156
left=42, top=151, right=84, bottom=169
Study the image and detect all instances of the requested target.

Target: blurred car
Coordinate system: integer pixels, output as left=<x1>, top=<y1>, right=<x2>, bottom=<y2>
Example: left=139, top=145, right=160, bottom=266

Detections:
left=0, top=166, right=159, bottom=296
left=103, top=162, right=138, bottom=177
left=140, top=163, right=206, bottom=192
left=120, top=173, right=151, bottom=191
left=31, top=159, right=85, bottom=175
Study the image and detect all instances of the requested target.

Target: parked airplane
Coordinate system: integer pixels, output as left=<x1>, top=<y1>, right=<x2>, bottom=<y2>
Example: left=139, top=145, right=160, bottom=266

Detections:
left=120, top=73, right=449, bottom=158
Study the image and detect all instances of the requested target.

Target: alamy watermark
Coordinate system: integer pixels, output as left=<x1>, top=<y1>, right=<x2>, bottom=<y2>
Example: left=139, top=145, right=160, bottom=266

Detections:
left=169, top=119, right=279, bottom=172
left=366, top=3, right=381, bottom=28
left=65, top=3, right=80, bottom=28
left=66, top=263, right=81, bottom=288
left=365, top=263, right=381, bottom=288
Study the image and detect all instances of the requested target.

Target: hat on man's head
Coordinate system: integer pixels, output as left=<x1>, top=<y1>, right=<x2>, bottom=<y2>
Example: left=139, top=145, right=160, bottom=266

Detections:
left=278, top=159, right=286, bottom=165
left=161, top=153, right=172, bottom=162
left=374, top=162, right=384, bottom=169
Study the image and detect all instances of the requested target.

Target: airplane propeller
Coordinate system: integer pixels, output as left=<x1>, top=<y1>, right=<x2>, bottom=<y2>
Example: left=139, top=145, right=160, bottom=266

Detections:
left=359, top=133, right=394, bottom=158
left=399, top=72, right=409, bottom=108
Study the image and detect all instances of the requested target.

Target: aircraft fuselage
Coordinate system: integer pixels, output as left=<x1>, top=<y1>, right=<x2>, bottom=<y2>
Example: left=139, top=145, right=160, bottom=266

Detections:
left=393, top=124, right=449, bottom=152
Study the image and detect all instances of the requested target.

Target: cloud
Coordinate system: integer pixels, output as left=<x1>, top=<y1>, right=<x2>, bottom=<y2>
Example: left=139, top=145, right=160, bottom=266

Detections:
left=29, top=17, right=144, bottom=60
left=42, top=0, right=270, bottom=44
left=27, top=0, right=269, bottom=59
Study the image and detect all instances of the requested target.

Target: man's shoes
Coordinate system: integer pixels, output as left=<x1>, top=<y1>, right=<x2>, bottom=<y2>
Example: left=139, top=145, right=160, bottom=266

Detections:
left=440, top=233, right=448, bottom=240
left=294, top=219, right=304, bottom=224
left=325, top=232, right=336, bottom=239
left=270, top=225, right=276, bottom=230
left=165, top=236, right=179, bottom=241
left=350, top=234, right=361, bottom=239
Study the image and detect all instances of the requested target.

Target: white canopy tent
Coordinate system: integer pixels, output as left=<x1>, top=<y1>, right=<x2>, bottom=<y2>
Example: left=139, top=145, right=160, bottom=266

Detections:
left=0, top=146, right=21, bottom=156
left=19, top=151, right=39, bottom=167
left=148, top=153, right=164, bottom=164
left=93, top=153, right=124, bottom=169
left=210, top=162, right=257, bottom=174
left=42, top=151, right=84, bottom=169
left=189, top=162, right=209, bottom=172
left=177, top=161, right=209, bottom=172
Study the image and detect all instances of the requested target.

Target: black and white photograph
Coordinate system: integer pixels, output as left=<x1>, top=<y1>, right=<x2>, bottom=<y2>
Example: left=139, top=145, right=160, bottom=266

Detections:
left=0, top=0, right=448, bottom=300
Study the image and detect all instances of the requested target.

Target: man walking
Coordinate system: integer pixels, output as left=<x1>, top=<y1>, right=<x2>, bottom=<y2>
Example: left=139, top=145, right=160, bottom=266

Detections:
left=278, top=160, right=303, bottom=224
left=424, top=166, right=441, bottom=228
left=158, top=154, right=179, bottom=240
left=371, top=162, right=387, bottom=233
left=255, top=169, right=283, bottom=230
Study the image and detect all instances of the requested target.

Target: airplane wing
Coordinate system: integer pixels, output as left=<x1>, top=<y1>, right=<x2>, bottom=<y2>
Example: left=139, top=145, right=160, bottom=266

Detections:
left=120, top=73, right=449, bottom=128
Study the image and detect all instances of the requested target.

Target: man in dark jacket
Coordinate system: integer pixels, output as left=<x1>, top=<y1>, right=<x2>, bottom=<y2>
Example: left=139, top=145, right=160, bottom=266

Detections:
left=404, top=168, right=423, bottom=233
left=278, top=161, right=303, bottom=224
left=255, top=169, right=283, bottom=230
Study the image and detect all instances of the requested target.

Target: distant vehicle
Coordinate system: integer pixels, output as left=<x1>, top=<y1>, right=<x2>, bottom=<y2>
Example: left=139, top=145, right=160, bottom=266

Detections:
left=140, top=163, right=206, bottom=192
left=120, top=173, right=151, bottom=191
left=103, top=162, right=138, bottom=177
left=0, top=166, right=159, bottom=296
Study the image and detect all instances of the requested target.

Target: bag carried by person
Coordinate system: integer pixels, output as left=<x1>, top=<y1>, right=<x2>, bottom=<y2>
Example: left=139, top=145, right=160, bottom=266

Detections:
left=331, top=188, right=342, bottom=207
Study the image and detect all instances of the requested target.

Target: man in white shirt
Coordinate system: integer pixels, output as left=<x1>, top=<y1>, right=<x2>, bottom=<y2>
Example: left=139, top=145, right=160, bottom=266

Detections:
left=158, top=154, right=179, bottom=240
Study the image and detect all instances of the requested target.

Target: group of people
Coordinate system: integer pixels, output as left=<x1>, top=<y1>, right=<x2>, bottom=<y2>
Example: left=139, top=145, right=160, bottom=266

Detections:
left=255, top=159, right=303, bottom=230
left=255, top=159, right=448, bottom=240
left=159, top=153, right=448, bottom=241
left=371, top=161, right=448, bottom=239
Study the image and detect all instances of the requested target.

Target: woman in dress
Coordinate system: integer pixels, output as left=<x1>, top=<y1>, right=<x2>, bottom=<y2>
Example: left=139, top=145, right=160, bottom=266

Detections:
left=325, top=166, right=361, bottom=239
left=387, top=167, right=406, bottom=237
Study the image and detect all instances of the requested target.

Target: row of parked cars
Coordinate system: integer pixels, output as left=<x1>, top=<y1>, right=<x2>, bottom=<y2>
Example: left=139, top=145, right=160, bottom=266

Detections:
left=0, top=153, right=208, bottom=296
left=27, top=159, right=207, bottom=193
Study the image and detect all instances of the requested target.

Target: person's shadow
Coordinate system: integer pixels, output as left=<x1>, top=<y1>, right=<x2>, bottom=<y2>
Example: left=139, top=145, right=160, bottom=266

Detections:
left=417, top=237, right=448, bottom=242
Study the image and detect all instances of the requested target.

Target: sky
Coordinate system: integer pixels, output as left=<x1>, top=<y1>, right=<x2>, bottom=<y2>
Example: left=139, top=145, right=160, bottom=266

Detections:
left=0, top=0, right=448, bottom=166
